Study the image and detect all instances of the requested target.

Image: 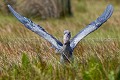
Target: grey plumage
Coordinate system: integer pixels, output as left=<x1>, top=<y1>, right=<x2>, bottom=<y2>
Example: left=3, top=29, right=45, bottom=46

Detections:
left=8, top=4, right=113, bottom=63
left=7, top=5, right=63, bottom=51
left=70, top=4, right=113, bottom=50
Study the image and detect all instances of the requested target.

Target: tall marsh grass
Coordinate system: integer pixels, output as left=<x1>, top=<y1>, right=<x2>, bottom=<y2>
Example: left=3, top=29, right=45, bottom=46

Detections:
left=0, top=1, right=120, bottom=80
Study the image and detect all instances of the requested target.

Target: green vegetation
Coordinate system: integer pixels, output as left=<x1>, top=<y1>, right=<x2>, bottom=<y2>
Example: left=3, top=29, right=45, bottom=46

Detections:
left=0, top=0, right=120, bottom=80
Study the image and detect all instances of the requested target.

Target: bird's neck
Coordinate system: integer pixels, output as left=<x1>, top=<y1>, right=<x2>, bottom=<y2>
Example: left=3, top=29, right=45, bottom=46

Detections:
left=63, top=41, right=70, bottom=47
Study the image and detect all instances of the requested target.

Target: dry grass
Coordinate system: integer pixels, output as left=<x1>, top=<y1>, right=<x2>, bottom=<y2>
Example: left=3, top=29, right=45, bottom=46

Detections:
left=0, top=0, right=120, bottom=80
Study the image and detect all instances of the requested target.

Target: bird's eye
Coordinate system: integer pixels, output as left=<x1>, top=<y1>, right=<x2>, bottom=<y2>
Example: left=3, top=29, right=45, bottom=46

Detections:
left=68, top=33, right=71, bottom=37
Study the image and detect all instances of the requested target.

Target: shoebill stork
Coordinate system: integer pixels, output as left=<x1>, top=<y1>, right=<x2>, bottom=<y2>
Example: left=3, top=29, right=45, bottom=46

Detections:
left=8, top=5, right=113, bottom=63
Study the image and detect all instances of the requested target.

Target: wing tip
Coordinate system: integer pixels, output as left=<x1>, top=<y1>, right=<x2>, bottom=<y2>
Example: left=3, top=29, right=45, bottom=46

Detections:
left=106, top=4, right=114, bottom=19
left=7, top=4, right=12, bottom=9
left=107, top=4, right=113, bottom=7
left=7, top=4, right=28, bottom=24
left=97, top=4, right=114, bottom=23
left=7, top=5, right=15, bottom=14
left=107, top=4, right=114, bottom=12
left=7, top=4, right=10, bottom=7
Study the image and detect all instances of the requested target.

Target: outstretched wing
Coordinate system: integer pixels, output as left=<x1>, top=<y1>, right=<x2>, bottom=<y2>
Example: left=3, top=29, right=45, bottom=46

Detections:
left=8, top=5, right=63, bottom=51
left=70, top=4, right=113, bottom=50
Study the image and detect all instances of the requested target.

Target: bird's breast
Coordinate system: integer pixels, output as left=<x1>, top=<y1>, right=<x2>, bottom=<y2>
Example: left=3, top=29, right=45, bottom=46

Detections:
left=61, top=45, right=72, bottom=60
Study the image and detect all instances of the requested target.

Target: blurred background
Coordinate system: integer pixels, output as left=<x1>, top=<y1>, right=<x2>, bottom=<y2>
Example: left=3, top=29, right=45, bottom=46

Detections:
left=0, top=0, right=119, bottom=19
left=0, top=0, right=120, bottom=80
left=1, top=0, right=73, bottom=19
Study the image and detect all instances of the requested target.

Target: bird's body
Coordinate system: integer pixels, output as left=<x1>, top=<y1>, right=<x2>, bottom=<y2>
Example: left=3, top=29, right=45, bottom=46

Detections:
left=8, top=4, right=113, bottom=63
left=59, top=41, right=73, bottom=63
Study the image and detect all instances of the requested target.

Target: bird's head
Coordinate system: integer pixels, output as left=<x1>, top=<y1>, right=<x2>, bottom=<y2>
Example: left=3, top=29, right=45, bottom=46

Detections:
left=63, top=30, right=71, bottom=45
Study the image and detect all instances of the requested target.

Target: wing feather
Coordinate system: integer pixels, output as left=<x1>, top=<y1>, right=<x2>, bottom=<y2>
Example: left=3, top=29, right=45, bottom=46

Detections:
left=8, top=5, right=63, bottom=51
left=70, top=4, right=113, bottom=50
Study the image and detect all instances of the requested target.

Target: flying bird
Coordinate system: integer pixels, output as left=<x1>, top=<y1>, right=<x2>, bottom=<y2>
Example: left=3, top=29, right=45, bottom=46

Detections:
left=8, top=5, right=113, bottom=63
